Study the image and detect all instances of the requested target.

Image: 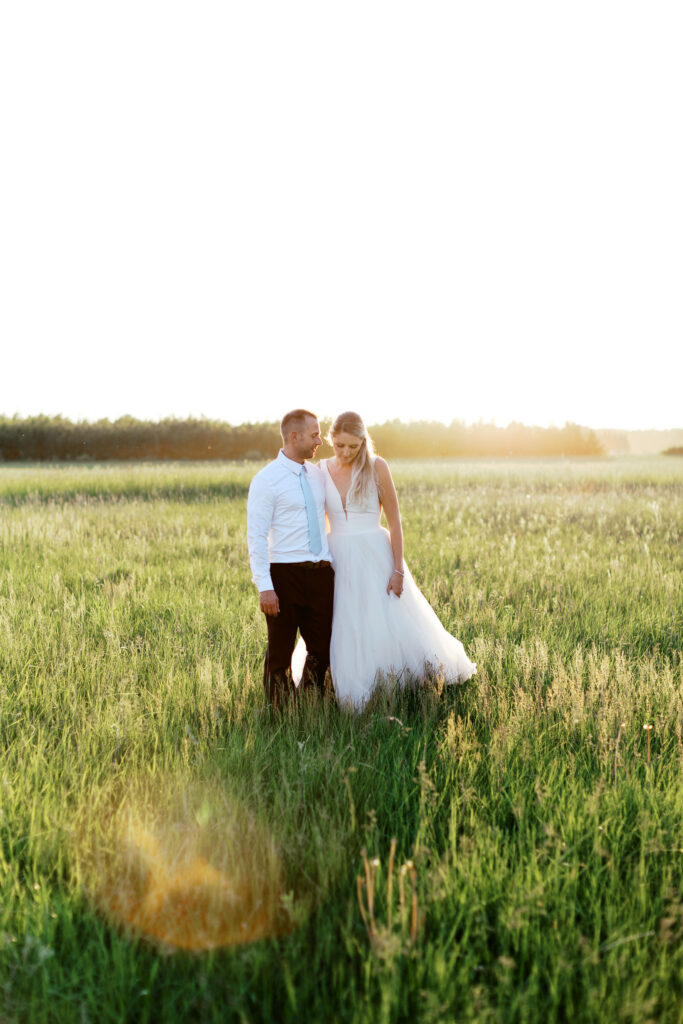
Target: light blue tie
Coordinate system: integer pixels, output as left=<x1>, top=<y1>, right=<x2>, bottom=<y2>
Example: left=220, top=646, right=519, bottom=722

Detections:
left=299, top=467, right=322, bottom=556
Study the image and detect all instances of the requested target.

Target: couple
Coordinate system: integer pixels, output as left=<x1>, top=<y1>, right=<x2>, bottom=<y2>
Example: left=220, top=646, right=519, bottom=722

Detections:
left=246, top=409, right=476, bottom=709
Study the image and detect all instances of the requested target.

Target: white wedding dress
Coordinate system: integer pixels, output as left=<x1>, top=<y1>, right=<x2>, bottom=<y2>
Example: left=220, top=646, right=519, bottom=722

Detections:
left=292, top=460, right=476, bottom=708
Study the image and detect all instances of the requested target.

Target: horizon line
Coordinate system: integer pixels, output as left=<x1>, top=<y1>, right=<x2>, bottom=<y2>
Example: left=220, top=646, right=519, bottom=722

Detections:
left=0, top=413, right=682, bottom=434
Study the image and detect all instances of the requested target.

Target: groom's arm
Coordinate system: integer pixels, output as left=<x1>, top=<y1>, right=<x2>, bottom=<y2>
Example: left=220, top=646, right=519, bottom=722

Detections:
left=246, top=473, right=279, bottom=615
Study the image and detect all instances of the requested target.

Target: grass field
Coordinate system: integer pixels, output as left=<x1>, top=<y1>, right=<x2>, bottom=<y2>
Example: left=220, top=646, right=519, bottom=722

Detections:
left=0, top=457, right=681, bottom=1023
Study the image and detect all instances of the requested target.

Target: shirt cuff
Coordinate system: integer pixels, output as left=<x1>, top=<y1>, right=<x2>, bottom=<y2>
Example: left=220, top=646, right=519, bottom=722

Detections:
left=254, top=573, right=274, bottom=592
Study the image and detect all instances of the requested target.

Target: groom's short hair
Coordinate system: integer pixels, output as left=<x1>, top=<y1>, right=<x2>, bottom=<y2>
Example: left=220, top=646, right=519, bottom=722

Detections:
left=281, top=408, right=318, bottom=441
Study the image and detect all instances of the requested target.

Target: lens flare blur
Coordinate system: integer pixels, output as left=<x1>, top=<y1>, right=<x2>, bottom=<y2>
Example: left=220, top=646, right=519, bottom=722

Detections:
left=75, top=774, right=285, bottom=950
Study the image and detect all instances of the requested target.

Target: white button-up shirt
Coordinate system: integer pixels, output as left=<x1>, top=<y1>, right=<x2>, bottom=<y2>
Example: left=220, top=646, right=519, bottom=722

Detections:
left=246, top=450, right=332, bottom=592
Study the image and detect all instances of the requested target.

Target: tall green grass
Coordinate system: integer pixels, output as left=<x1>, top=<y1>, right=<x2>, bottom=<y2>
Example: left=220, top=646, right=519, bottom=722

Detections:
left=0, top=459, right=681, bottom=1023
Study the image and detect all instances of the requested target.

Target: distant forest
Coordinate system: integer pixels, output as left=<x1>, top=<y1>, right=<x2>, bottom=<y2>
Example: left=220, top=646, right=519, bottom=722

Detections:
left=0, top=415, right=612, bottom=460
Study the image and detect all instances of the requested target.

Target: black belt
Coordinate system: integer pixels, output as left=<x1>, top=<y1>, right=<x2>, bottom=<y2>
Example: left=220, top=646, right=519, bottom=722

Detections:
left=272, top=560, right=331, bottom=569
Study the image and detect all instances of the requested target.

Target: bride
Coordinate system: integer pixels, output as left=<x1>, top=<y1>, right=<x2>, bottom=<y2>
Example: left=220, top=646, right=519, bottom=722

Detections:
left=293, top=411, right=476, bottom=707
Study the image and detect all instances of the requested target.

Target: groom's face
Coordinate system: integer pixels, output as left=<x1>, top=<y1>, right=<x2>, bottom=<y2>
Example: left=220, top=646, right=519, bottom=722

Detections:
left=293, top=417, right=322, bottom=460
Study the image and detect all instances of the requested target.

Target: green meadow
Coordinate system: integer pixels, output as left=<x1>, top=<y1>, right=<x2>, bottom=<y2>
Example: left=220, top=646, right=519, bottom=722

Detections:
left=0, top=458, right=681, bottom=1023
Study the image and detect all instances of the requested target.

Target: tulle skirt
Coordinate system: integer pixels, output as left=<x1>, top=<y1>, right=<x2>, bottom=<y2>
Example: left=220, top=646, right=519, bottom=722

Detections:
left=293, top=526, right=476, bottom=708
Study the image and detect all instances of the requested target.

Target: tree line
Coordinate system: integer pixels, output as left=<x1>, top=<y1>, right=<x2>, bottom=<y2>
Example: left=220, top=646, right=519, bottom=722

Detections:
left=0, top=415, right=607, bottom=461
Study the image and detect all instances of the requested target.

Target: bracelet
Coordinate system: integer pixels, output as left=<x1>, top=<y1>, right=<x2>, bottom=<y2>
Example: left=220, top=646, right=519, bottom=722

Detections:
left=392, top=570, right=404, bottom=577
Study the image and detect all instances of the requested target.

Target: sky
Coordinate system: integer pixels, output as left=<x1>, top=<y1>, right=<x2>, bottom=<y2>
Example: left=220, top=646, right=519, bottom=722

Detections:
left=1, top=1, right=681, bottom=431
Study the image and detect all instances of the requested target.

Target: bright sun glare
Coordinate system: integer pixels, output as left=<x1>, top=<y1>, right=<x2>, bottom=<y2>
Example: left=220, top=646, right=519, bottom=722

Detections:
left=76, top=774, right=286, bottom=950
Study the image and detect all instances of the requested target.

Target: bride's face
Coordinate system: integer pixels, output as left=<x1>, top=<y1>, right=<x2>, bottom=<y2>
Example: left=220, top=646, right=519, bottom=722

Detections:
left=332, top=431, right=363, bottom=466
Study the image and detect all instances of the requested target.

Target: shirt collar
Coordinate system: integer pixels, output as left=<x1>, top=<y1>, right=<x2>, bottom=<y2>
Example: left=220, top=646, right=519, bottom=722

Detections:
left=277, top=449, right=307, bottom=475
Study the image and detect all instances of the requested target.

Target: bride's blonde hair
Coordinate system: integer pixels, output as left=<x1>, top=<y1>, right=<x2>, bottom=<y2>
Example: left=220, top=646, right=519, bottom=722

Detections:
left=328, top=411, right=376, bottom=508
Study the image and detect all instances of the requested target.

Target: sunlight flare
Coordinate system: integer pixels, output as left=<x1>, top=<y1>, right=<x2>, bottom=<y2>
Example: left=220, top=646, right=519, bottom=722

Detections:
left=75, top=774, right=286, bottom=950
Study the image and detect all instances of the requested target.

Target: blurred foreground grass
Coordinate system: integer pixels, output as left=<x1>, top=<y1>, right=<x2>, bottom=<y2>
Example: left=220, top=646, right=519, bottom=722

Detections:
left=0, top=458, right=681, bottom=1023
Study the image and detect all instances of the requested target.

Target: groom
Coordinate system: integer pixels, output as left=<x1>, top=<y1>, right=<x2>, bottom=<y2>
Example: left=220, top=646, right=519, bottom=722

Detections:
left=246, top=409, right=335, bottom=707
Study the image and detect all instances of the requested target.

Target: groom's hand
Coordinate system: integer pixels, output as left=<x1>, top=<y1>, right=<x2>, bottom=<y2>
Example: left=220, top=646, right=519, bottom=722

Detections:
left=259, top=589, right=280, bottom=616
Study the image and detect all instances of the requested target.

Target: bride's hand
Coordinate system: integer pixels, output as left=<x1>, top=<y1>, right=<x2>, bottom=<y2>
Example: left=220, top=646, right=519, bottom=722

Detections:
left=387, top=571, right=404, bottom=598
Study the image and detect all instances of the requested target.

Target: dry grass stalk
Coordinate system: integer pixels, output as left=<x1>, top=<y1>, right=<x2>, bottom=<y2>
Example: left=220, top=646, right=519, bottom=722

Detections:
left=614, top=722, right=626, bottom=784
left=409, top=864, right=418, bottom=944
left=387, top=837, right=397, bottom=930
left=643, top=724, right=654, bottom=765
left=356, top=875, right=369, bottom=932
left=368, top=858, right=379, bottom=935
left=357, top=845, right=419, bottom=956
left=361, top=848, right=376, bottom=937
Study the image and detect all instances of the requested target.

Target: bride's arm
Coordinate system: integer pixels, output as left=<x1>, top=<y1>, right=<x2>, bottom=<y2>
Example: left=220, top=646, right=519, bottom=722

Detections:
left=374, top=458, right=405, bottom=597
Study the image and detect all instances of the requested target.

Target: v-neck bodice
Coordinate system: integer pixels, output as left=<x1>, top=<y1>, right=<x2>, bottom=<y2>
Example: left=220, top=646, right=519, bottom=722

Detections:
left=320, top=460, right=381, bottom=535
